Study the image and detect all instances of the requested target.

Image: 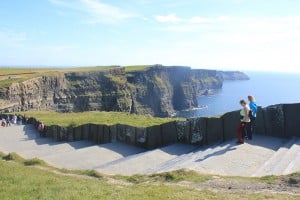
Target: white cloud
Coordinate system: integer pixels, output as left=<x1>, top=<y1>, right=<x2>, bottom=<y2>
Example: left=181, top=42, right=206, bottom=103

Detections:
left=155, top=14, right=230, bottom=24
left=190, top=16, right=229, bottom=23
left=155, top=14, right=183, bottom=23
left=49, top=0, right=135, bottom=24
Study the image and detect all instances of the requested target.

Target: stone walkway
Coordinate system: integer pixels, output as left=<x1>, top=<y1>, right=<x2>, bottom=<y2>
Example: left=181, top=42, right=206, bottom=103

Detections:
left=0, top=125, right=299, bottom=176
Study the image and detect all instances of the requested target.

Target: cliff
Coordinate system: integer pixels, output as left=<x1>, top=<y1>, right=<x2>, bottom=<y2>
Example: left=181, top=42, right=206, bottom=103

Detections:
left=217, top=71, right=250, bottom=81
left=0, top=65, right=246, bottom=117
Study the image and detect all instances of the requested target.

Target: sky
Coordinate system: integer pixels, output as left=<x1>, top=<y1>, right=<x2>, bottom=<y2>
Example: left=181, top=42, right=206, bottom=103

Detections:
left=1, top=0, right=300, bottom=72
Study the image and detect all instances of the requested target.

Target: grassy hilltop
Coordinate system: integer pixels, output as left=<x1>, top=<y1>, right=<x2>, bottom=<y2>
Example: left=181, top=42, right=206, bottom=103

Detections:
left=18, top=111, right=183, bottom=127
left=0, top=152, right=299, bottom=200
left=0, top=65, right=150, bottom=88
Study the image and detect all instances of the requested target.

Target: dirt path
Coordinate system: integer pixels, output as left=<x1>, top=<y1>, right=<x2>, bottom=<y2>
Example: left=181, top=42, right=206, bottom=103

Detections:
left=169, top=176, right=300, bottom=195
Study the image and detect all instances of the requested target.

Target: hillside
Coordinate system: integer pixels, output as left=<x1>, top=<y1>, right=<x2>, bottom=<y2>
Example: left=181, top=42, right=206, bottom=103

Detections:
left=0, top=65, right=248, bottom=117
left=0, top=154, right=299, bottom=200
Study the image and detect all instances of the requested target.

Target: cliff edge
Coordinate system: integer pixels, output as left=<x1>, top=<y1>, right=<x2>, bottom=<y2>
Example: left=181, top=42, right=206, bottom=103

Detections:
left=0, top=65, right=248, bottom=117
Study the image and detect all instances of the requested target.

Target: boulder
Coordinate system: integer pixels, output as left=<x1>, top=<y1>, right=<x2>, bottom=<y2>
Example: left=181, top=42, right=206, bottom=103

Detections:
left=284, top=103, right=300, bottom=137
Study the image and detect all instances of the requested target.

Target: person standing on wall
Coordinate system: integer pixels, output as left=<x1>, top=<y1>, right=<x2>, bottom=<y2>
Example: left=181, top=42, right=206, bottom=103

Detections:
left=237, top=100, right=251, bottom=144
left=248, top=95, right=257, bottom=140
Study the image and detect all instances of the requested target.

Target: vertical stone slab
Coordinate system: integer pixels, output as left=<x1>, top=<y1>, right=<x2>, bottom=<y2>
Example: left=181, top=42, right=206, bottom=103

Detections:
left=110, top=125, right=117, bottom=142
left=146, top=125, right=162, bottom=149
left=136, top=127, right=147, bottom=148
left=254, top=107, right=266, bottom=135
left=206, top=117, right=223, bottom=144
left=116, top=124, right=126, bottom=143
left=47, top=125, right=54, bottom=139
left=74, top=126, right=83, bottom=141
left=82, top=124, right=90, bottom=140
left=59, top=127, right=68, bottom=141
left=222, top=110, right=240, bottom=141
left=66, top=127, right=74, bottom=141
left=97, top=125, right=104, bottom=144
left=199, top=117, right=208, bottom=145
left=176, top=120, right=190, bottom=144
left=90, top=124, right=98, bottom=143
left=189, top=118, right=203, bottom=145
left=103, top=125, right=111, bottom=143
left=284, top=103, right=300, bottom=137
left=124, top=125, right=136, bottom=145
left=47, top=125, right=56, bottom=139
left=263, top=104, right=285, bottom=137
left=161, top=122, right=178, bottom=146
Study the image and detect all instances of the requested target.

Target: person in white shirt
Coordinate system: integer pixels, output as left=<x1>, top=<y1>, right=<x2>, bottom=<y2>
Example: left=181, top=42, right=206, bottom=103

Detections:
left=237, top=100, right=251, bottom=144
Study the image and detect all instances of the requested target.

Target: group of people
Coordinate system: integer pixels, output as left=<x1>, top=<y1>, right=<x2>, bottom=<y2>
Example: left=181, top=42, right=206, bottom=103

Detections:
left=1, top=115, right=18, bottom=127
left=237, top=95, right=257, bottom=144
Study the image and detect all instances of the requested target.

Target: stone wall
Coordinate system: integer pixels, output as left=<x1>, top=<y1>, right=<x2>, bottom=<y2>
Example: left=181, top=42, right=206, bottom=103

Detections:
left=2, top=103, right=299, bottom=150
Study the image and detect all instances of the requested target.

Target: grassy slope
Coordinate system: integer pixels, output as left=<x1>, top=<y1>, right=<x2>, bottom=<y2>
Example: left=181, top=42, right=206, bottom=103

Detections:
left=18, top=111, right=183, bottom=127
left=0, top=156, right=298, bottom=200
left=0, top=65, right=151, bottom=88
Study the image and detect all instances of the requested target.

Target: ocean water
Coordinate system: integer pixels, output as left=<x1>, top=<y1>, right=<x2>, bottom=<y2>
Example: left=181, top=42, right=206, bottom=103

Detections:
left=176, top=71, right=300, bottom=118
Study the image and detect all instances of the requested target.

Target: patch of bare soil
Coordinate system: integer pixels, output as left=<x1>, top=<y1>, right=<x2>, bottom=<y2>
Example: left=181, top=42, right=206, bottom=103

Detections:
left=171, top=176, right=300, bottom=195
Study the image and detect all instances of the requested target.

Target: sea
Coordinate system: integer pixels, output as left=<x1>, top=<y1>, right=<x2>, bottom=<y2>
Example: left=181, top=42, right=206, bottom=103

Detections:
left=176, top=71, right=300, bottom=118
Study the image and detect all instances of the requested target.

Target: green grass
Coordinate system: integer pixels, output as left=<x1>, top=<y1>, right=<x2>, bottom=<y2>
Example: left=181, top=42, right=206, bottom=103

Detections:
left=17, top=111, right=183, bottom=127
left=0, top=158, right=298, bottom=200
left=124, top=65, right=151, bottom=72
left=115, top=169, right=212, bottom=184
left=0, top=65, right=155, bottom=88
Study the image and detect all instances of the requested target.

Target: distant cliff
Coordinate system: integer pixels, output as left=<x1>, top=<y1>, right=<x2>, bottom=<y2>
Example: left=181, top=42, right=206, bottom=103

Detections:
left=217, top=71, right=250, bottom=81
left=0, top=65, right=248, bottom=117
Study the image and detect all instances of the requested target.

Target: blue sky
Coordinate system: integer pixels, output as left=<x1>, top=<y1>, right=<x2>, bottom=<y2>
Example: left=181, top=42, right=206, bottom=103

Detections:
left=1, top=0, right=300, bottom=71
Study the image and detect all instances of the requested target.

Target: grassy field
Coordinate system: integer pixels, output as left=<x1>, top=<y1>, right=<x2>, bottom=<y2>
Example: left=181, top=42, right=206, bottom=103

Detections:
left=17, top=111, right=183, bottom=127
left=0, top=65, right=153, bottom=88
left=0, top=152, right=299, bottom=200
left=124, top=65, right=151, bottom=72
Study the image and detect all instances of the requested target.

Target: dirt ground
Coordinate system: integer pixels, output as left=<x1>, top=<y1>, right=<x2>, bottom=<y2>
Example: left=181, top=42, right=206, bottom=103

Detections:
left=172, top=175, right=300, bottom=195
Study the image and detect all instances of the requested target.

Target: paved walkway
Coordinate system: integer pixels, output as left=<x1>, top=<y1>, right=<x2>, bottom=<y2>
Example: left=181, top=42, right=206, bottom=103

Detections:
left=0, top=125, right=299, bottom=176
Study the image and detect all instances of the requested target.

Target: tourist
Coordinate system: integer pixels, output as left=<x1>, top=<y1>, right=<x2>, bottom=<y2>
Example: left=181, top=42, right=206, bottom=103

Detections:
left=1, top=118, right=6, bottom=127
left=37, top=121, right=45, bottom=133
left=6, top=116, right=11, bottom=127
left=12, top=114, right=17, bottom=124
left=17, top=115, right=23, bottom=125
left=237, top=100, right=251, bottom=144
left=248, top=95, right=257, bottom=140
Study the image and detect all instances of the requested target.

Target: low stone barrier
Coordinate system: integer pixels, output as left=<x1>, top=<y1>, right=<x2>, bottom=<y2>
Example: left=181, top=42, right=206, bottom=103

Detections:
left=284, top=103, right=300, bottom=137
left=2, top=103, right=300, bottom=149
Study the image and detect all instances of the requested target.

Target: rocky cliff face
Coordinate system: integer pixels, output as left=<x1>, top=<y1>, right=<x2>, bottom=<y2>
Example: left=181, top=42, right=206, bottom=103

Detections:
left=217, top=71, right=250, bottom=81
left=0, top=65, right=242, bottom=117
